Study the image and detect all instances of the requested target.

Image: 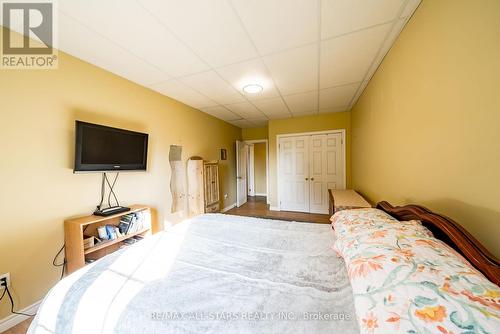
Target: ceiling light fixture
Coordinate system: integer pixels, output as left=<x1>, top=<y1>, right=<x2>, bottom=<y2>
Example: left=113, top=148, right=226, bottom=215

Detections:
left=242, top=84, right=263, bottom=94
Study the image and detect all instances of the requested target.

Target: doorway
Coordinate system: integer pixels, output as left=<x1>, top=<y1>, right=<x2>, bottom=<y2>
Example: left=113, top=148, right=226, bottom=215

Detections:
left=236, top=139, right=269, bottom=207
left=277, top=130, right=346, bottom=214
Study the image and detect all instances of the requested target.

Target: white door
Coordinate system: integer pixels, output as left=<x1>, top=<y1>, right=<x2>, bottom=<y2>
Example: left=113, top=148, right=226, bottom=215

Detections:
left=309, top=134, right=327, bottom=214
left=236, top=140, right=248, bottom=207
left=279, top=136, right=310, bottom=212
left=278, top=132, right=344, bottom=214
left=309, top=133, right=344, bottom=213
left=325, top=133, right=344, bottom=191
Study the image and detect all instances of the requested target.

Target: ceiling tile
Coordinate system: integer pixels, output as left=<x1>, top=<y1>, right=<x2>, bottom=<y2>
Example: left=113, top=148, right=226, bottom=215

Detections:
left=283, top=91, right=318, bottom=114
left=247, top=116, right=269, bottom=121
left=200, top=106, right=241, bottom=121
left=247, top=118, right=269, bottom=127
left=252, top=97, right=290, bottom=116
left=263, top=43, right=318, bottom=95
left=401, top=0, right=422, bottom=18
left=318, top=106, right=348, bottom=113
left=321, top=0, right=404, bottom=39
left=349, top=80, right=369, bottom=109
left=320, top=23, right=392, bottom=88
left=216, top=58, right=280, bottom=100
left=149, top=80, right=217, bottom=108
left=59, top=14, right=170, bottom=86
left=180, top=70, right=245, bottom=105
left=138, top=0, right=257, bottom=67
left=231, top=0, right=318, bottom=55
left=229, top=119, right=256, bottom=128
left=267, top=113, right=292, bottom=120
left=319, top=82, right=359, bottom=110
left=225, top=102, right=266, bottom=118
left=363, top=19, right=407, bottom=84
left=249, top=119, right=269, bottom=128
left=292, top=110, right=318, bottom=117
left=61, top=0, right=209, bottom=77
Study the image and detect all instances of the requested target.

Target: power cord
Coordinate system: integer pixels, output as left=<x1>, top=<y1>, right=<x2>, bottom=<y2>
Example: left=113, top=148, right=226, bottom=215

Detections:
left=52, top=244, right=66, bottom=280
left=104, top=172, right=120, bottom=208
left=0, top=282, right=35, bottom=317
left=96, top=172, right=106, bottom=211
left=96, top=172, right=121, bottom=211
left=52, top=226, right=89, bottom=281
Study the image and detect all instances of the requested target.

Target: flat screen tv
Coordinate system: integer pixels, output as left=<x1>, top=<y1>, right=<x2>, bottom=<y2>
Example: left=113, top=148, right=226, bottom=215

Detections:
left=74, top=121, right=148, bottom=172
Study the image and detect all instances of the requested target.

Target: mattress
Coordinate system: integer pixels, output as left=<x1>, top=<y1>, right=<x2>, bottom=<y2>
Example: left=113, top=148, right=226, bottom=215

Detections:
left=29, top=214, right=359, bottom=334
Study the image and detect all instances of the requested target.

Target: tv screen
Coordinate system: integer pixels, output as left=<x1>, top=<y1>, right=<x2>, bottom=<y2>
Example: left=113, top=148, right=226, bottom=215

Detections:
left=74, top=121, right=148, bottom=172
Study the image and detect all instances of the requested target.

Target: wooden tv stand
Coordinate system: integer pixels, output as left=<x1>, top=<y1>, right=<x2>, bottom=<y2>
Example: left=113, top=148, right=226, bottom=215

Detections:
left=64, top=205, right=155, bottom=274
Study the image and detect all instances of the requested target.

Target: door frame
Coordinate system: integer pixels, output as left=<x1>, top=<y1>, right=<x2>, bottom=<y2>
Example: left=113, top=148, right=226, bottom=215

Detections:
left=244, top=139, right=269, bottom=204
left=235, top=140, right=248, bottom=207
left=247, top=144, right=255, bottom=196
left=276, top=129, right=346, bottom=212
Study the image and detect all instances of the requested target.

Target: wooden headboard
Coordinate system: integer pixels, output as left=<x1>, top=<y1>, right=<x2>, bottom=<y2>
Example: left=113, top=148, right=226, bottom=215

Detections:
left=377, top=201, right=500, bottom=285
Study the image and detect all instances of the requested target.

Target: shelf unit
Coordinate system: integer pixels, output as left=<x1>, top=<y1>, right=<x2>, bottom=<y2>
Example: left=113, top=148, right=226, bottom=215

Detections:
left=187, top=158, right=220, bottom=216
left=64, top=205, right=154, bottom=274
left=83, top=228, right=150, bottom=255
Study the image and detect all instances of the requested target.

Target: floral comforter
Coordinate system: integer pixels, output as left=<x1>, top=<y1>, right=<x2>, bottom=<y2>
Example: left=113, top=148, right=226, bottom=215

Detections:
left=332, top=209, right=500, bottom=334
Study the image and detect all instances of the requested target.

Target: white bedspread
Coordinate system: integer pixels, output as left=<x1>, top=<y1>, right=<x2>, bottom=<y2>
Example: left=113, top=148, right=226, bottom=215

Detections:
left=29, top=214, right=358, bottom=334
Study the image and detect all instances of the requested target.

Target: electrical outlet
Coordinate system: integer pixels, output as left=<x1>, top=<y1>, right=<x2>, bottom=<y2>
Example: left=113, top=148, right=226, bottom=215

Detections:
left=0, top=273, right=10, bottom=288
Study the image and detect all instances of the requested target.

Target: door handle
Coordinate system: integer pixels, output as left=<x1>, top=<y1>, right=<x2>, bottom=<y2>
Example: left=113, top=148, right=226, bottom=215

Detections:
left=310, top=177, right=315, bottom=181
left=305, top=178, right=309, bottom=181
left=237, top=176, right=242, bottom=180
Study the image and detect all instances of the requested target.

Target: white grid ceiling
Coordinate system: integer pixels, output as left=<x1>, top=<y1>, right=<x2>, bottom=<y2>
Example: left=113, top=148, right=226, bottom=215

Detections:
left=3, top=0, right=421, bottom=128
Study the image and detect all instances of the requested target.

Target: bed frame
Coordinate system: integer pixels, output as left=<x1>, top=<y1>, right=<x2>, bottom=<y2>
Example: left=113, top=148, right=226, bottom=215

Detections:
left=376, top=201, right=500, bottom=285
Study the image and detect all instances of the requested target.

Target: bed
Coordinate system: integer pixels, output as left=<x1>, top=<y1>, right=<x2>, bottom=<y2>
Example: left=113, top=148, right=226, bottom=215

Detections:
left=29, top=203, right=500, bottom=334
left=29, top=214, right=359, bottom=334
left=333, top=202, right=500, bottom=334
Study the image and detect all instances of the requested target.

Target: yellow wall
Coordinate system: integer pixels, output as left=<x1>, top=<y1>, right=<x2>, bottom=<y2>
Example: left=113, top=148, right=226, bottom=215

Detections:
left=351, top=0, right=500, bottom=256
left=268, top=112, right=351, bottom=207
left=0, top=28, right=241, bottom=319
left=253, top=142, right=267, bottom=195
left=242, top=127, right=268, bottom=140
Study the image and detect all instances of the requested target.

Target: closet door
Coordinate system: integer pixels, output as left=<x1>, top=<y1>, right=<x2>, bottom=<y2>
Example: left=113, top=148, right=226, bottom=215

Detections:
left=309, top=134, right=328, bottom=214
left=309, top=133, right=344, bottom=214
left=279, top=136, right=310, bottom=212
left=326, top=132, right=344, bottom=191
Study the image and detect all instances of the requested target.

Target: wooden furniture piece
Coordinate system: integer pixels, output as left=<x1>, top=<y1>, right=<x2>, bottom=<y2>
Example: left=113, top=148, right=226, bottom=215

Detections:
left=203, top=161, right=220, bottom=213
left=187, top=158, right=220, bottom=216
left=64, top=205, right=153, bottom=274
left=377, top=201, right=500, bottom=286
left=328, top=189, right=371, bottom=215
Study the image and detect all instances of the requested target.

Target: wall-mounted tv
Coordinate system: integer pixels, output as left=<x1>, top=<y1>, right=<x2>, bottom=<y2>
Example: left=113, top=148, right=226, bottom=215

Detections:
left=74, top=121, right=148, bottom=172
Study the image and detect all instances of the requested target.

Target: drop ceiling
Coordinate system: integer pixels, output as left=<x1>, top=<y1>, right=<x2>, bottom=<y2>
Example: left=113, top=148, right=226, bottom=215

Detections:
left=3, top=0, right=421, bottom=128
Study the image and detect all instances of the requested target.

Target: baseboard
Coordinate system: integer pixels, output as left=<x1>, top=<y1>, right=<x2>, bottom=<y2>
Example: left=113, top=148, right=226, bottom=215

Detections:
left=221, top=203, right=236, bottom=213
left=255, top=193, right=267, bottom=196
left=0, top=299, right=40, bottom=333
left=269, top=206, right=280, bottom=211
